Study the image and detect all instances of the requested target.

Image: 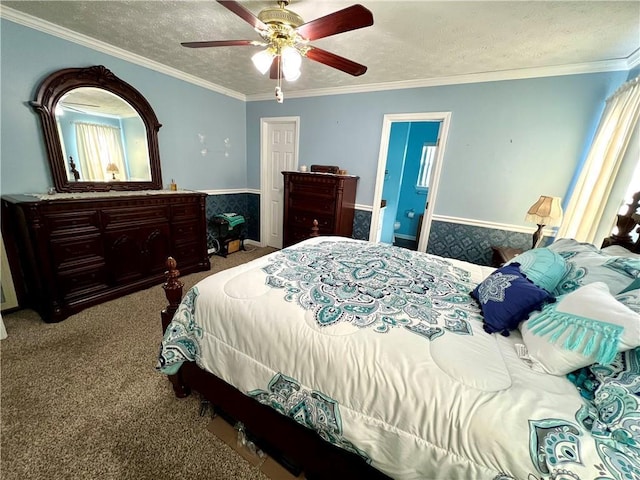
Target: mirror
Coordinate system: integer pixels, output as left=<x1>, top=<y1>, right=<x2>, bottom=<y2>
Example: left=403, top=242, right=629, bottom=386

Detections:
left=30, top=65, right=163, bottom=192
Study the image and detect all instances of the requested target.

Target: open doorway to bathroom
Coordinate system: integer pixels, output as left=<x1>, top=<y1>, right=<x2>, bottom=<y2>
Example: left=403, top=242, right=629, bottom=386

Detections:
left=370, top=112, right=451, bottom=253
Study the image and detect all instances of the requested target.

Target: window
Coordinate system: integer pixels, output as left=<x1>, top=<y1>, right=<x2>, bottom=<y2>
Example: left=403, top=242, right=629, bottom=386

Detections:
left=416, top=143, right=437, bottom=192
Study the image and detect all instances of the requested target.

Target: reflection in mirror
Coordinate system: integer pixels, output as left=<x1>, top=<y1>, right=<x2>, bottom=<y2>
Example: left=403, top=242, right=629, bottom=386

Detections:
left=56, top=88, right=151, bottom=183
left=30, top=65, right=163, bottom=192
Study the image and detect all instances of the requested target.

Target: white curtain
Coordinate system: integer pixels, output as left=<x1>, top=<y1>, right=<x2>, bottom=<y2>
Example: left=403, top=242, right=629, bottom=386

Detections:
left=75, top=122, right=127, bottom=181
left=557, top=75, right=640, bottom=244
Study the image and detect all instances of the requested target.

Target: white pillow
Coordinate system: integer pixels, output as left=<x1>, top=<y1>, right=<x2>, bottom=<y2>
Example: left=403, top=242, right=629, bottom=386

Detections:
left=519, top=282, right=640, bottom=375
left=601, top=244, right=640, bottom=258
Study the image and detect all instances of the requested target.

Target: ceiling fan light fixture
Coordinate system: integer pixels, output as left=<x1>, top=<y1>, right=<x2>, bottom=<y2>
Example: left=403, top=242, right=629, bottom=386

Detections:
left=281, top=46, right=301, bottom=70
left=281, top=46, right=302, bottom=81
left=251, top=49, right=275, bottom=74
left=283, top=67, right=301, bottom=82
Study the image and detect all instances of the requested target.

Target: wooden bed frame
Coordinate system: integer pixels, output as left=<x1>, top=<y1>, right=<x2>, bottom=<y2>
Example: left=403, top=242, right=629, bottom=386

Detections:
left=602, top=190, right=640, bottom=253
left=160, top=195, right=640, bottom=479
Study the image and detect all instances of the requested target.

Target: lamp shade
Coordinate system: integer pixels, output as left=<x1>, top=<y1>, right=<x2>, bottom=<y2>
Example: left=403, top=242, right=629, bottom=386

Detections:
left=106, top=163, right=119, bottom=173
left=251, top=49, right=274, bottom=75
left=281, top=46, right=302, bottom=82
left=525, top=196, right=563, bottom=226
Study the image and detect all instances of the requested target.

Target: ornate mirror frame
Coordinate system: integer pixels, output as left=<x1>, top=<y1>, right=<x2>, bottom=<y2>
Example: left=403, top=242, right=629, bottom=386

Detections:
left=30, top=65, right=163, bottom=192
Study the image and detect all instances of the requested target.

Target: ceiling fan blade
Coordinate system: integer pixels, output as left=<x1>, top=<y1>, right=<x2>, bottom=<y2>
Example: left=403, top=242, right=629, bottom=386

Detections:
left=269, top=56, right=282, bottom=80
left=306, top=46, right=367, bottom=76
left=217, top=0, right=267, bottom=31
left=181, top=40, right=261, bottom=48
left=296, top=4, right=373, bottom=41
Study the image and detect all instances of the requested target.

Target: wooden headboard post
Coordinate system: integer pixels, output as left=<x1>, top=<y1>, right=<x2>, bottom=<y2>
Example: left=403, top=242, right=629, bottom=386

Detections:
left=310, top=219, right=319, bottom=238
left=161, top=257, right=190, bottom=398
left=602, top=191, right=640, bottom=252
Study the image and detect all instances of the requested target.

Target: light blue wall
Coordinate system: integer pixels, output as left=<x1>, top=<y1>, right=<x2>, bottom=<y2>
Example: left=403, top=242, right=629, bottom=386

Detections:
left=0, top=19, right=247, bottom=195
left=246, top=72, right=626, bottom=229
left=0, top=18, right=631, bottom=235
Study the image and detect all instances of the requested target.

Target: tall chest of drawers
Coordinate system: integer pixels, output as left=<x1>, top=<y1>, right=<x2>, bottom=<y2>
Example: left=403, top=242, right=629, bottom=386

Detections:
left=282, top=172, right=359, bottom=247
left=1, top=192, right=210, bottom=323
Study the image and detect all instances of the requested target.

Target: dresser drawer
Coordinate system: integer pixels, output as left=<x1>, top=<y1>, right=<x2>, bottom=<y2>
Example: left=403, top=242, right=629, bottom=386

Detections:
left=103, top=205, right=169, bottom=228
left=57, top=262, right=108, bottom=300
left=288, top=181, right=337, bottom=198
left=173, top=221, right=199, bottom=243
left=171, top=202, right=200, bottom=221
left=288, top=194, right=336, bottom=214
left=173, top=241, right=201, bottom=263
left=51, top=233, right=104, bottom=270
left=45, top=210, right=100, bottom=236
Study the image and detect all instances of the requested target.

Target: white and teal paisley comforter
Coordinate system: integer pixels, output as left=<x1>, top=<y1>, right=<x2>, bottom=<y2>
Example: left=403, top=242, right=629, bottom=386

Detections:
left=157, top=237, right=640, bottom=480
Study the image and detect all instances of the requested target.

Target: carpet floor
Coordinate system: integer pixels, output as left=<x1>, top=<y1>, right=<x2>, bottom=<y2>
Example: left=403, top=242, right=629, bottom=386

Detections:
left=1, top=247, right=277, bottom=480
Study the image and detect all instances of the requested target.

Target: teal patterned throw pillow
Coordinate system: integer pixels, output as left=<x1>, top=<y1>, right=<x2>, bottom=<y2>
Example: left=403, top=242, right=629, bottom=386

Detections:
left=548, top=238, right=640, bottom=295
left=505, top=247, right=566, bottom=293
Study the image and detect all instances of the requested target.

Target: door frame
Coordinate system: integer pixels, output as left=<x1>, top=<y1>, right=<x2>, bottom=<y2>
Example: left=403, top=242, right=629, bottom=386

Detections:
left=259, top=116, right=300, bottom=247
left=369, top=112, right=452, bottom=252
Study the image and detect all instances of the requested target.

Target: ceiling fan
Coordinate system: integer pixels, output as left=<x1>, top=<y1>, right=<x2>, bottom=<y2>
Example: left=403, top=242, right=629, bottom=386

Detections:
left=181, top=0, right=374, bottom=102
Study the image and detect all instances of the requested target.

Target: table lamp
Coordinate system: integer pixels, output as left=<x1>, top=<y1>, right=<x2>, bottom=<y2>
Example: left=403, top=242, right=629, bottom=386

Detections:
left=525, top=196, right=563, bottom=248
left=106, top=162, right=119, bottom=180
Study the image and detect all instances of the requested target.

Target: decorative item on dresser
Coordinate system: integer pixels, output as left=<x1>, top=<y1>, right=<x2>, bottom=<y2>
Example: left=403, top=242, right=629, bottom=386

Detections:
left=282, top=171, right=358, bottom=247
left=1, top=192, right=210, bottom=323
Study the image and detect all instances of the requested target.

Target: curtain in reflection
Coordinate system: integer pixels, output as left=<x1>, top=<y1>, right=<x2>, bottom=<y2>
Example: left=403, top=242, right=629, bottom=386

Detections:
left=75, top=122, right=127, bottom=181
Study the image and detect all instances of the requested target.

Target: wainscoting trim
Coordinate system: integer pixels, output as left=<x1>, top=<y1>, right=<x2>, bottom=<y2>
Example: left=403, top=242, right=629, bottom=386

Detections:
left=432, top=214, right=557, bottom=236
left=198, top=189, right=260, bottom=195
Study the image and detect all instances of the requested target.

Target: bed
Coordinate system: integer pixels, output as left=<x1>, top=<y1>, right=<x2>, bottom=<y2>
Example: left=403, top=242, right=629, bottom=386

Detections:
left=157, top=194, right=640, bottom=479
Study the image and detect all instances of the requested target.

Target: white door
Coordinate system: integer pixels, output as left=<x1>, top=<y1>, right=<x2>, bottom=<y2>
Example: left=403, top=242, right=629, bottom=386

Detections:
left=260, top=117, right=300, bottom=249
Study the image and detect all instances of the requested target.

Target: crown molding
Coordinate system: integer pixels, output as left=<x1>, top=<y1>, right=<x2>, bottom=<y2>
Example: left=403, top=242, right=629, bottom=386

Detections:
left=0, top=7, right=246, bottom=101
left=246, top=58, right=632, bottom=101
left=627, top=47, right=640, bottom=69
left=3, top=6, right=634, bottom=104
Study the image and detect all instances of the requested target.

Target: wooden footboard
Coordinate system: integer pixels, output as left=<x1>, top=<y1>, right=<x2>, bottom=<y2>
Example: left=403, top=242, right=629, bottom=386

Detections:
left=161, top=257, right=189, bottom=398
left=159, top=252, right=390, bottom=480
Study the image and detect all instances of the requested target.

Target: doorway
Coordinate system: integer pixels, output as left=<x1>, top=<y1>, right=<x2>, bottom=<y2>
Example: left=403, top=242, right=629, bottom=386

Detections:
left=260, top=117, right=300, bottom=249
left=370, top=112, right=451, bottom=253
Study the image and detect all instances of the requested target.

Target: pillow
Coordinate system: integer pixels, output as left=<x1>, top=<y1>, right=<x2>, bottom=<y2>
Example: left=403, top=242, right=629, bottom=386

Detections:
left=619, top=277, right=640, bottom=294
left=505, top=247, right=566, bottom=292
left=520, top=282, right=640, bottom=375
left=601, top=244, right=640, bottom=258
left=548, top=238, right=640, bottom=295
left=471, top=263, right=554, bottom=336
left=615, top=289, right=640, bottom=314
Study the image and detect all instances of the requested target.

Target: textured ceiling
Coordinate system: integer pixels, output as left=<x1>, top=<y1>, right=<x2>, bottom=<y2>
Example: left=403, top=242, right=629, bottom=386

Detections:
left=3, top=1, right=639, bottom=98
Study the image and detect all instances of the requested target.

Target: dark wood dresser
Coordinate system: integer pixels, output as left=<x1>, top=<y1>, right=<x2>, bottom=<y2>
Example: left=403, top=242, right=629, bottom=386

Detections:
left=282, top=172, right=358, bottom=247
left=1, top=191, right=210, bottom=323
